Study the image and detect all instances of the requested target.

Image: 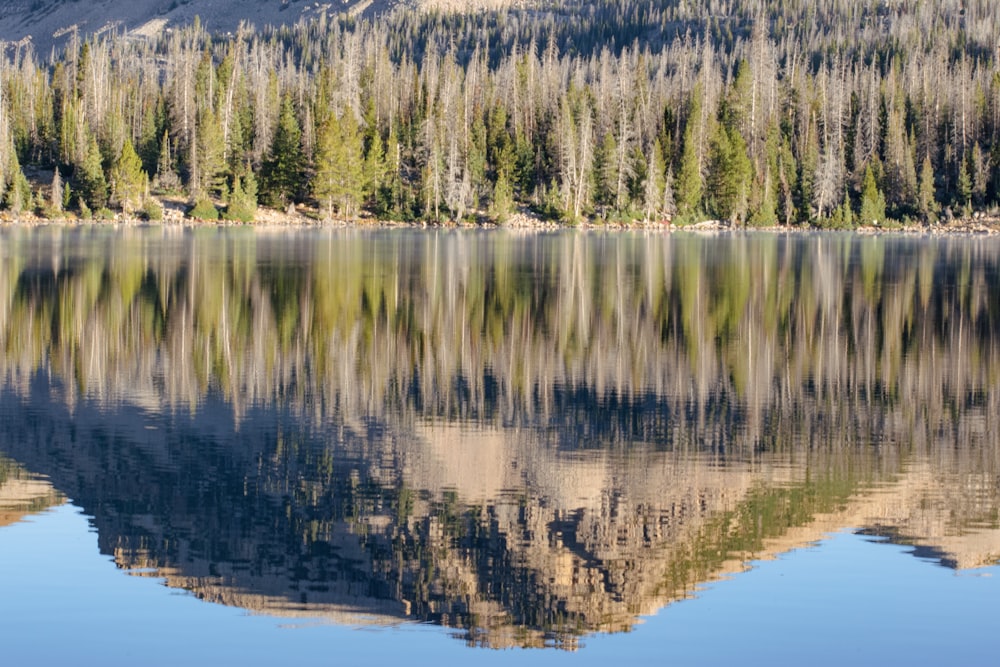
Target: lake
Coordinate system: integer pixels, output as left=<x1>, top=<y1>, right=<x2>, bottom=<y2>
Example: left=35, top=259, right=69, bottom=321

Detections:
left=0, top=226, right=998, bottom=665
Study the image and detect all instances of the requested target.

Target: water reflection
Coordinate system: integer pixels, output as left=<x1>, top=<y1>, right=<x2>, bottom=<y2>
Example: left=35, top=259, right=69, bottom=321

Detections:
left=0, top=227, right=998, bottom=648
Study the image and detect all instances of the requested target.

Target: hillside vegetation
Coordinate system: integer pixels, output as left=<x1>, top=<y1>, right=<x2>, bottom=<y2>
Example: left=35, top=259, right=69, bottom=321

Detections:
left=0, top=0, right=998, bottom=226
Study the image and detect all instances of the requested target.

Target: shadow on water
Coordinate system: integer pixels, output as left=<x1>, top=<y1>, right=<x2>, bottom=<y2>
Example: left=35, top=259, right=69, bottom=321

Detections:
left=0, top=227, right=998, bottom=648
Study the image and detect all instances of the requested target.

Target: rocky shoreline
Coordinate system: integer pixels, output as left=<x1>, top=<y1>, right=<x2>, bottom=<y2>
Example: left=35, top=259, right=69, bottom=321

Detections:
left=2, top=198, right=999, bottom=236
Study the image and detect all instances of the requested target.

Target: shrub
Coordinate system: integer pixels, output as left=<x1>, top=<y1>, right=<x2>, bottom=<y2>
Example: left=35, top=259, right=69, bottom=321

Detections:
left=142, top=199, right=164, bottom=221
left=188, top=198, right=219, bottom=220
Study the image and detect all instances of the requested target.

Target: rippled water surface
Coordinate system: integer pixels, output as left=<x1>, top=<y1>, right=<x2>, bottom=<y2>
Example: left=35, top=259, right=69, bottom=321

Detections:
left=0, top=227, right=998, bottom=664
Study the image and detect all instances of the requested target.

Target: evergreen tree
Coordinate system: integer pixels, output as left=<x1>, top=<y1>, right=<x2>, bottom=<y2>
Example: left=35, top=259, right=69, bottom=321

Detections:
left=661, top=166, right=677, bottom=222
left=842, top=190, right=854, bottom=227
left=956, top=151, right=973, bottom=213
left=917, top=156, right=938, bottom=224
left=675, top=106, right=703, bottom=223
left=110, top=138, right=147, bottom=214
left=488, top=169, right=514, bottom=223
left=859, top=162, right=886, bottom=225
left=50, top=168, right=64, bottom=214
left=971, top=142, right=988, bottom=207
left=196, top=106, right=228, bottom=198
left=337, top=111, right=364, bottom=216
left=5, top=160, right=32, bottom=215
left=362, top=130, right=386, bottom=212
left=593, top=130, right=617, bottom=213
left=313, top=113, right=340, bottom=219
left=75, top=132, right=108, bottom=211
left=643, top=138, right=667, bottom=222
left=383, top=124, right=402, bottom=216
left=467, top=114, right=487, bottom=208
left=261, top=95, right=304, bottom=208
left=313, top=111, right=364, bottom=218
left=224, top=173, right=257, bottom=222
left=153, top=130, right=181, bottom=193
left=797, top=120, right=819, bottom=224
left=776, top=132, right=798, bottom=225
left=0, top=0, right=994, bottom=226
left=706, top=124, right=753, bottom=224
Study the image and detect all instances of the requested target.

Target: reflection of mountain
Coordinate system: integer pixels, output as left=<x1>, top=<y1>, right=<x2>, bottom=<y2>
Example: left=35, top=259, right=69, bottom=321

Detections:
left=0, top=457, right=63, bottom=528
left=0, top=228, right=998, bottom=648
left=2, top=379, right=998, bottom=648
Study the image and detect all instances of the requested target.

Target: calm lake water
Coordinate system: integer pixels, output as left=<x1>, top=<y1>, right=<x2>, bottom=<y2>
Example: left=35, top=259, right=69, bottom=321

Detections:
left=0, top=226, right=998, bottom=665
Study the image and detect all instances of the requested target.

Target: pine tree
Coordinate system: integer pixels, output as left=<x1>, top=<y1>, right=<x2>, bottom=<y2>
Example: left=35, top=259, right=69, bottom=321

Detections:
left=917, top=156, right=938, bottom=224
left=859, top=162, right=886, bottom=226
left=153, top=130, right=181, bottom=193
left=313, top=113, right=340, bottom=219
left=196, top=106, right=227, bottom=198
left=489, top=169, right=514, bottom=223
left=75, top=132, right=108, bottom=211
left=362, top=131, right=386, bottom=213
left=675, top=109, right=703, bottom=223
left=261, top=95, right=304, bottom=208
left=776, top=132, right=798, bottom=225
left=706, top=124, right=752, bottom=224
left=593, top=130, right=617, bottom=214
left=50, top=168, right=64, bottom=214
left=841, top=190, right=854, bottom=228
left=797, top=119, right=819, bottom=224
left=955, top=151, right=972, bottom=214
left=5, top=161, right=32, bottom=215
left=337, top=110, right=364, bottom=217
left=643, top=138, right=667, bottom=222
left=313, top=111, right=364, bottom=218
left=110, top=138, right=147, bottom=214
left=971, top=142, right=988, bottom=208
left=467, top=114, right=487, bottom=208
left=224, top=173, right=257, bottom=222
left=383, top=124, right=402, bottom=216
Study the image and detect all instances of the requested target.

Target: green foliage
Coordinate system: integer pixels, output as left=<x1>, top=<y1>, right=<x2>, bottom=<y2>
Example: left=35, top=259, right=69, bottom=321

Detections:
left=818, top=191, right=856, bottom=230
left=6, top=167, right=33, bottom=215
left=188, top=197, right=220, bottom=221
left=142, top=198, right=164, bottom=221
left=223, top=174, right=257, bottom=223
left=593, top=130, right=617, bottom=212
left=706, top=124, right=753, bottom=224
left=75, top=132, right=109, bottom=211
left=154, top=130, right=182, bottom=194
left=110, top=139, right=147, bottom=214
left=196, top=106, right=228, bottom=197
left=796, top=121, right=819, bottom=224
left=0, top=0, right=997, bottom=226
left=488, top=170, right=514, bottom=223
left=261, top=95, right=304, bottom=208
left=859, top=162, right=887, bottom=226
left=314, top=110, right=364, bottom=219
left=918, top=156, right=938, bottom=224
left=675, top=98, right=703, bottom=221
left=50, top=169, right=64, bottom=214
left=539, top=179, right=565, bottom=221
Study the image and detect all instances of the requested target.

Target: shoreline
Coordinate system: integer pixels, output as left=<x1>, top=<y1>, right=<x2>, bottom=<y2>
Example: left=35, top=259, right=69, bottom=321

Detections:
left=2, top=200, right=999, bottom=236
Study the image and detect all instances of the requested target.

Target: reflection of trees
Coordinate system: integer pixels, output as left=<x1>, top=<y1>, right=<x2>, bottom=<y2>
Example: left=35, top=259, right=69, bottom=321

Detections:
left=1, top=229, right=997, bottom=442
left=0, top=228, right=998, bottom=648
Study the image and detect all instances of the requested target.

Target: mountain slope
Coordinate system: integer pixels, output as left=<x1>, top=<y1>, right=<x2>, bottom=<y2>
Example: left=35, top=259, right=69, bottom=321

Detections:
left=0, top=0, right=397, bottom=54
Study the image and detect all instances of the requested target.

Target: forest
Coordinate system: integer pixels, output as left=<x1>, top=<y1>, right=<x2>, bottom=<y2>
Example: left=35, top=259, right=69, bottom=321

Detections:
left=0, top=0, right=998, bottom=226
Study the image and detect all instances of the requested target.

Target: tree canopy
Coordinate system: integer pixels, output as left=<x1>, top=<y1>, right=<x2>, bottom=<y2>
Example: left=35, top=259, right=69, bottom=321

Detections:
left=0, top=0, right=997, bottom=225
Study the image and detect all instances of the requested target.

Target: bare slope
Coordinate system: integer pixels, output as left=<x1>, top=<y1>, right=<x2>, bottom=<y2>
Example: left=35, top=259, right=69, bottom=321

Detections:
left=0, top=0, right=397, bottom=54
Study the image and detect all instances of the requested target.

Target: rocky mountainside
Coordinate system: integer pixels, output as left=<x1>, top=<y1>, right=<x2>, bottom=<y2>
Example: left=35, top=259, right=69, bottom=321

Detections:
left=0, top=0, right=402, bottom=54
